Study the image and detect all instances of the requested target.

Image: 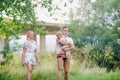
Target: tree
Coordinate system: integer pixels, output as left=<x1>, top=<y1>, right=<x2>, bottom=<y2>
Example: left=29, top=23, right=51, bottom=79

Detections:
left=0, top=0, right=34, bottom=37
left=92, top=0, right=120, bottom=35
left=69, top=0, right=120, bottom=72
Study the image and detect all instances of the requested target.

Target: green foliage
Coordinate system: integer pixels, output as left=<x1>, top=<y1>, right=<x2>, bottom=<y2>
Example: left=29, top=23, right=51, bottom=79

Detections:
left=0, top=52, right=120, bottom=80
left=69, top=22, right=119, bottom=71
left=0, top=64, right=14, bottom=80
left=0, top=0, right=36, bottom=37
left=90, top=46, right=117, bottom=72
left=92, top=0, right=120, bottom=33
left=69, top=0, right=120, bottom=72
left=69, top=20, right=82, bottom=47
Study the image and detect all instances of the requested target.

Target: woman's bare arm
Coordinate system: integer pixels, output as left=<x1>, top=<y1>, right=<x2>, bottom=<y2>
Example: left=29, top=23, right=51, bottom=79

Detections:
left=22, top=48, right=26, bottom=66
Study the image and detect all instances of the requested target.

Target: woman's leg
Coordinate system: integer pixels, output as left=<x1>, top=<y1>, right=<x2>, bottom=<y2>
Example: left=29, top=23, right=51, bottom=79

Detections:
left=26, top=64, right=34, bottom=80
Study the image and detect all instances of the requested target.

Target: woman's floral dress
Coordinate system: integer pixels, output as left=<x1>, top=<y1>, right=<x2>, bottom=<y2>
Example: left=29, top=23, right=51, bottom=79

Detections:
left=23, top=40, right=38, bottom=65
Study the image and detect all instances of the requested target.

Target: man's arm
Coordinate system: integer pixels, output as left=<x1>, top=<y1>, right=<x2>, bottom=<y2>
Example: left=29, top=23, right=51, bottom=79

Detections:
left=63, top=43, right=74, bottom=51
left=58, top=39, right=71, bottom=45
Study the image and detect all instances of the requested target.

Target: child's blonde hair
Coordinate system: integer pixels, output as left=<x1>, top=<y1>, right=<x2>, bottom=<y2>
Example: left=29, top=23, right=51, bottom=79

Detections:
left=56, top=31, right=63, bottom=36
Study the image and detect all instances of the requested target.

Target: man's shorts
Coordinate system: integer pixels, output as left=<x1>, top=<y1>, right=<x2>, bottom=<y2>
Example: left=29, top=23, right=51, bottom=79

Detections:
left=57, top=53, right=65, bottom=58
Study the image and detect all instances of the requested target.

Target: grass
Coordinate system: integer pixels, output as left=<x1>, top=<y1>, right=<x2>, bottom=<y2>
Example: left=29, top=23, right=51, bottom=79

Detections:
left=0, top=51, right=120, bottom=80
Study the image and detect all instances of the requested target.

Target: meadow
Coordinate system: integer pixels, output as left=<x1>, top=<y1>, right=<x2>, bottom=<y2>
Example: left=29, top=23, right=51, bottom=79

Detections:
left=0, top=51, right=120, bottom=80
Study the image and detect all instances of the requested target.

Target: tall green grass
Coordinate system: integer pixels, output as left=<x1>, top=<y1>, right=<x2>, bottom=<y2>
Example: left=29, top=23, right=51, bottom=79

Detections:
left=0, top=51, right=120, bottom=80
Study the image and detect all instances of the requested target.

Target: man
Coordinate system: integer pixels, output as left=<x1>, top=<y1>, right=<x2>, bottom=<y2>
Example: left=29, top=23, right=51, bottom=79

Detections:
left=56, top=26, right=74, bottom=80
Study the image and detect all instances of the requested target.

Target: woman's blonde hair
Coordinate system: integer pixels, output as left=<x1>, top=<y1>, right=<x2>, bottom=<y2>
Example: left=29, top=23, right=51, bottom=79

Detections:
left=27, top=31, right=35, bottom=40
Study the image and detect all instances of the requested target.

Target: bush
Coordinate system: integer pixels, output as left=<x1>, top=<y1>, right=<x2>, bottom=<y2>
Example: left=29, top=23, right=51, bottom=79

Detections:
left=89, top=46, right=120, bottom=72
left=0, top=64, right=14, bottom=80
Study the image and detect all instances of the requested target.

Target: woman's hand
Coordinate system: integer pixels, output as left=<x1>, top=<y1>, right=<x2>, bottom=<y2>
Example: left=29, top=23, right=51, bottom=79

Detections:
left=22, top=61, right=25, bottom=67
left=22, top=48, right=26, bottom=67
left=38, top=60, right=41, bottom=66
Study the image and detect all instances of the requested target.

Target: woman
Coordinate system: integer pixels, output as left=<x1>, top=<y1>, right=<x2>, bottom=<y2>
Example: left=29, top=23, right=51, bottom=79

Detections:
left=22, top=31, right=40, bottom=80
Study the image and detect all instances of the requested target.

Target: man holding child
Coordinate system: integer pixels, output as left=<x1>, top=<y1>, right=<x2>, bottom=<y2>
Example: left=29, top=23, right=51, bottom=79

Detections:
left=56, top=26, right=74, bottom=80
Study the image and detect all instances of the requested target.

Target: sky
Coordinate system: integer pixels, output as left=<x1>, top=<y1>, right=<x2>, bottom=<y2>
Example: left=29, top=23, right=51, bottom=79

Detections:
left=34, top=0, right=79, bottom=23
left=34, top=0, right=96, bottom=23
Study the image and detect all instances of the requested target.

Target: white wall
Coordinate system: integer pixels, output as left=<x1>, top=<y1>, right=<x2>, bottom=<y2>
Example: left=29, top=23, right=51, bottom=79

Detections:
left=46, top=35, right=56, bottom=52
left=9, top=35, right=57, bottom=53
